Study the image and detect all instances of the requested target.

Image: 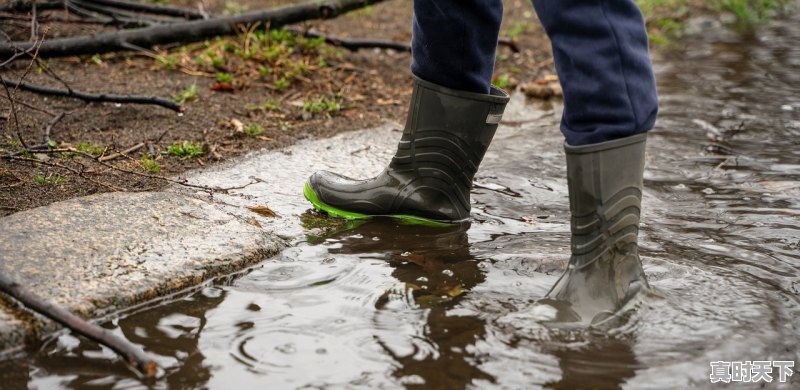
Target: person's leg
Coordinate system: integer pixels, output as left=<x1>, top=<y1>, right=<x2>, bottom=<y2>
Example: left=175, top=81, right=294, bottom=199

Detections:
left=411, top=0, right=504, bottom=94
left=531, top=0, right=658, bottom=146
left=530, top=0, right=656, bottom=324
left=304, top=0, right=509, bottom=224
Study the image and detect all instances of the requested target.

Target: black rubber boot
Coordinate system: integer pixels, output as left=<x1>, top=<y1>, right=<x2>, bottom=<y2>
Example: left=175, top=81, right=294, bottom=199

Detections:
left=543, top=133, right=650, bottom=325
left=304, top=76, right=510, bottom=224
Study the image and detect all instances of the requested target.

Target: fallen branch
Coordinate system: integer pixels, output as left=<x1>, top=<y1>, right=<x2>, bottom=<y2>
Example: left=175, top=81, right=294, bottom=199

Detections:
left=64, top=0, right=156, bottom=29
left=78, top=0, right=204, bottom=20
left=43, top=111, right=66, bottom=144
left=3, top=155, right=125, bottom=191
left=0, top=0, right=62, bottom=13
left=0, top=0, right=387, bottom=59
left=286, top=27, right=410, bottom=51
left=0, top=77, right=182, bottom=112
left=0, top=273, right=158, bottom=377
left=288, top=28, right=520, bottom=53
left=98, top=141, right=144, bottom=162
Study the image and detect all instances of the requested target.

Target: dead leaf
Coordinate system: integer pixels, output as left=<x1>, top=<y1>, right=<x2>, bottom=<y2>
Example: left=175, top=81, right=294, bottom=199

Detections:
left=249, top=205, right=278, bottom=218
left=376, top=98, right=400, bottom=105
left=249, top=217, right=262, bottom=228
left=211, top=82, right=234, bottom=92
left=230, top=119, right=244, bottom=134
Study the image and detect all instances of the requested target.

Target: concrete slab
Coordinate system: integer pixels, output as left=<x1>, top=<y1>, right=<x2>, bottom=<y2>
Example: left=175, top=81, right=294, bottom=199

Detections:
left=0, top=192, right=283, bottom=351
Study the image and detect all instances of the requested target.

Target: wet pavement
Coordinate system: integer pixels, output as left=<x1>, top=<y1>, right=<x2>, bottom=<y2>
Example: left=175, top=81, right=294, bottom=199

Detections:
left=0, top=192, right=283, bottom=351
left=2, top=14, right=800, bottom=389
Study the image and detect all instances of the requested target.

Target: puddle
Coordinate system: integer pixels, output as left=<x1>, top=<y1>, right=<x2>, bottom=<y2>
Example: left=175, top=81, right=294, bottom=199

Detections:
left=3, top=15, right=800, bottom=389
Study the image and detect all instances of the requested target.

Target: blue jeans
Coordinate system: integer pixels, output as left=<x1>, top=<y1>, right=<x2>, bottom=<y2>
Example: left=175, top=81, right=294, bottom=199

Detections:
left=411, top=0, right=658, bottom=146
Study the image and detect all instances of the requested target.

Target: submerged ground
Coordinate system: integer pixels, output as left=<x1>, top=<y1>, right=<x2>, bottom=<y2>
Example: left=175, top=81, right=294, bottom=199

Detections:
left=0, top=10, right=798, bottom=388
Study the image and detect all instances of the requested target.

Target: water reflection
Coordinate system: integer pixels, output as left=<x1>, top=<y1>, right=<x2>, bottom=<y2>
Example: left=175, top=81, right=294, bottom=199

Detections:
left=323, top=221, right=493, bottom=388
left=545, top=336, right=638, bottom=390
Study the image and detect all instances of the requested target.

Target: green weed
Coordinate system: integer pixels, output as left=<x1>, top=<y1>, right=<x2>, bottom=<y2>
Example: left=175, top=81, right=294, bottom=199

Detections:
left=717, top=0, right=790, bottom=26
left=274, top=77, right=290, bottom=91
left=216, top=72, right=234, bottom=83
left=263, top=100, right=280, bottom=110
left=173, top=84, right=198, bottom=104
left=302, top=97, right=341, bottom=115
left=34, top=173, right=64, bottom=185
left=505, top=22, right=533, bottom=39
left=76, top=142, right=105, bottom=156
left=244, top=123, right=265, bottom=137
left=142, top=155, right=161, bottom=173
left=156, top=54, right=178, bottom=70
left=494, top=74, right=511, bottom=89
left=224, top=1, right=247, bottom=15
left=167, top=141, right=204, bottom=159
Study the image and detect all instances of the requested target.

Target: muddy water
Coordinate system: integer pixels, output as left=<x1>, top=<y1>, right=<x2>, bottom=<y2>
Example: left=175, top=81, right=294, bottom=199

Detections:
left=5, top=17, right=800, bottom=389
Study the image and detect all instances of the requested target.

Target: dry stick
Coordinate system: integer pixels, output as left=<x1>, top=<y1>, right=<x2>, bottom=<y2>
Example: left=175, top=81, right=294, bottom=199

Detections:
left=0, top=77, right=182, bottom=111
left=43, top=111, right=66, bottom=144
left=0, top=93, right=56, bottom=116
left=80, top=0, right=205, bottom=19
left=0, top=78, right=26, bottom=148
left=0, top=12, right=120, bottom=26
left=90, top=155, right=257, bottom=192
left=68, top=0, right=169, bottom=27
left=0, top=0, right=62, bottom=13
left=98, top=141, right=144, bottom=162
left=7, top=33, right=45, bottom=148
left=65, top=0, right=152, bottom=28
left=287, top=28, right=520, bottom=53
left=286, top=27, right=412, bottom=52
left=0, top=0, right=388, bottom=59
left=3, top=154, right=125, bottom=191
left=2, top=36, right=44, bottom=149
left=0, top=273, right=158, bottom=377
left=30, top=2, right=38, bottom=42
left=5, top=146, right=254, bottom=193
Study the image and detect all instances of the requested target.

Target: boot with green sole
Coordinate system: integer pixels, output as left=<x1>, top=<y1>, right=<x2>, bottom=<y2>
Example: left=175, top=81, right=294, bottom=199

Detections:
left=304, top=76, right=510, bottom=225
left=541, top=133, right=651, bottom=326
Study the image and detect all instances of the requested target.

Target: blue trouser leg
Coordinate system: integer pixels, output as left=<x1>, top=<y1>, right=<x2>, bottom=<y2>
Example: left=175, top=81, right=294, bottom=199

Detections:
left=411, top=0, right=658, bottom=146
left=411, top=0, right=503, bottom=94
left=531, top=0, right=658, bottom=145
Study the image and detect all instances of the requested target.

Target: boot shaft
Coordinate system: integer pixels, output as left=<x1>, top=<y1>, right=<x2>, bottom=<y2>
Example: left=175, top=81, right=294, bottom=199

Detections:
left=565, top=133, right=647, bottom=267
left=391, top=76, right=510, bottom=187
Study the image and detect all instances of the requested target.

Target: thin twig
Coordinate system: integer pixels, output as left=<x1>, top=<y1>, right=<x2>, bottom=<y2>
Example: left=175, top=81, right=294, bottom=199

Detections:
left=3, top=34, right=44, bottom=149
left=98, top=142, right=144, bottom=162
left=80, top=0, right=204, bottom=19
left=3, top=155, right=125, bottom=191
left=2, top=147, right=253, bottom=193
left=0, top=78, right=25, bottom=149
left=43, top=111, right=66, bottom=144
left=285, top=28, right=520, bottom=53
left=69, top=0, right=165, bottom=27
left=0, top=93, right=56, bottom=116
left=0, top=273, right=158, bottom=377
left=30, top=2, right=38, bottom=42
left=92, top=156, right=256, bottom=193
left=0, top=77, right=182, bottom=112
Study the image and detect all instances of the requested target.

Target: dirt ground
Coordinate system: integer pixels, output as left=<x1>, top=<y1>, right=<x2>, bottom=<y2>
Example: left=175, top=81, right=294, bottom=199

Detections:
left=0, top=0, right=557, bottom=216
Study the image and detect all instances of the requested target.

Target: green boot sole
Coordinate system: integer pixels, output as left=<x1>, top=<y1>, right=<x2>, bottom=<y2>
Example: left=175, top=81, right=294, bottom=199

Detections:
left=303, top=181, right=453, bottom=227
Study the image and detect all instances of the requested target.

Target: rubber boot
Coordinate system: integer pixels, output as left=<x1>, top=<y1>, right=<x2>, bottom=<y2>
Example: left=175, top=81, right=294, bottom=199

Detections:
left=304, top=76, right=510, bottom=225
left=543, top=133, right=650, bottom=325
